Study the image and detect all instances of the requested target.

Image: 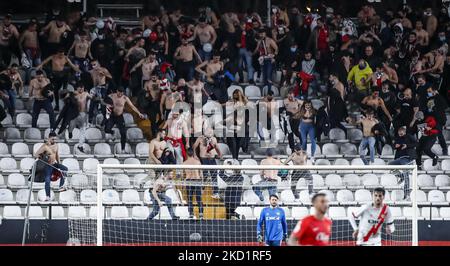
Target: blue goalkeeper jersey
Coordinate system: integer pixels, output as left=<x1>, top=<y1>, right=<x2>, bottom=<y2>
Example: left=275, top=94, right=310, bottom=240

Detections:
left=257, top=207, right=288, bottom=241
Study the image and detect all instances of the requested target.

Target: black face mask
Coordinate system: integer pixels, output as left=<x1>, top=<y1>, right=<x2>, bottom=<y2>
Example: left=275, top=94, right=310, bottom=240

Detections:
left=159, top=137, right=164, bottom=141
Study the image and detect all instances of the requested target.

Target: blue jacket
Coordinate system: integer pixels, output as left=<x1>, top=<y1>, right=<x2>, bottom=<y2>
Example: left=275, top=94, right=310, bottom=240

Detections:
left=257, top=207, right=288, bottom=241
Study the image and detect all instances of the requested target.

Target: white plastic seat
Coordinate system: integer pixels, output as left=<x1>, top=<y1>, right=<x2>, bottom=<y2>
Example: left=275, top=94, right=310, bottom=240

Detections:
left=280, top=190, right=295, bottom=204
left=28, top=206, right=44, bottom=219
left=431, top=144, right=443, bottom=156
left=122, top=189, right=142, bottom=204
left=57, top=143, right=72, bottom=157
left=37, top=113, right=50, bottom=127
left=59, top=190, right=78, bottom=204
left=50, top=206, right=66, bottom=219
left=71, top=174, right=89, bottom=189
left=175, top=206, right=190, bottom=219
left=0, top=143, right=10, bottom=157
left=123, top=113, right=135, bottom=126
left=325, top=174, right=343, bottom=188
left=315, top=159, right=331, bottom=165
left=135, top=142, right=149, bottom=157
left=166, top=188, right=182, bottom=204
left=242, top=190, right=260, bottom=204
left=340, top=143, right=357, bottom=155
left=351, top=158, right=365, bottom=165
left=262, top=85, right=279, bottom=96
left=235, top=206, right=254, bottom=219
left=373, top=158, right=386, bottom=165
left=381, top=145, right=394, bottom=156
left=68, top=206, right=87, bottom=219
left=24, top=128, right=42, bottom=141
left=85, top=128, right=103, bottom=141
left=343, top=174, right=361, bottom=186
left=328, top=207, right=347, bottom=219
left=312, top=174, right=325, bottom=187
left=253, top=207, right=264, bottom=219
left=329, top=128, right=346, bottom=142
left=336, top=189, right=354, bottom=202
left=217, top=143, right=231, bottom=157
left=89, top=206, right=105, bottom=219
left=447, top=191, right=450, bottom=202
left=389, top=207, right=402, bottom=217
left=402, top=207, right=421, bottom=218
left=102, top=189, right=121, bottom=204
left=37, top=189, right=55, bottom=202
left=415, top=190, right=427, bottom=203
left=421, top=207, right=439, bottom=219
left=291, top=207, right=309, bottom=219
left=348, top=129, right=363, bottom=142
left=114, top=143, right=133, bottom=155
left=390, top=190, right=405, bottom=201
left=4, top=128, right=21, bottom=140
left=322, top=143, right=339, bottom=156
left=3, top=206, right=23, bottom=219
left=16, top=113, right=32, bottom=127
left=362, top=174, right=379, bottom=187
left=435, top=175, right=450, bottom=187
left=242, top=159, right=259, bottom=175
left=244, top=85, right=261, bottom=98
left=94, top=143, right=112, bottom=157
left=334, top=158, right=349, bottom=165
left=0, top=188, right=14, bottom=203
left=355, top=189, right=372, bottom=202
left=423, top=159, right=439, bottom=171
left=441, top=160, right=450, bottom=171
left=440, top=207, right=450, bottom=219
left=428, top=190, right=446, bottom=203
left=62, top=158, right=80, bottom=172
left=380, top=174, right=398, bottom=187
left=20, top=157, right=35, bottom=173
left=132, top=206, right=150, bottom=219
left=418, top=174, right=434, bottom=187
left=318, top=190, right=335, bottom=201
left=80, top=189, right=97, bottom=204
left=110, top=206, right=130, bottom=219
left=16, top=189, right=34, bottom=203
left=83, top=158, right=99, bottom=173
left=143, top=189, right=152, bottom=204
left=1, top=158, right=18, bottom=172
left=7, top=173, right=26, bottom=188
left=114, top=174, right=131, bottom=189
left=126, top=127, right=144, bottom=142
left=298, top=190, right=312, bottom=204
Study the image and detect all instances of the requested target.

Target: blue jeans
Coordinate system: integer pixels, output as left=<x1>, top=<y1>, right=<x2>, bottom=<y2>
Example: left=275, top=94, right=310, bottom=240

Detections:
left=3, top=89, right=16, bottom=116
left=359, top=137, right=376, bottom=165
left=239, top=48, right=254, bottom=81
left=148, top=192, right=177, bottom=219
left=24, top=48, right=41, bottom=67
left=299, top=122, right=316, bottom=157
left=44, top=163, right=67, bottom=197
left=262, top=59, right=273, bottom=93
left=389, top=157, right=413, bottom=198
left=253, top=180, right=277, bottom=202
left=200, top=158, right=218, bottom=194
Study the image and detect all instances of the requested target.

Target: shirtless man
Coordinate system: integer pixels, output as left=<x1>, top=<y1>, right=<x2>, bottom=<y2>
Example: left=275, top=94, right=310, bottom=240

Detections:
left=254, top=28, right=278, bottom=93
left=0, top=64, right=23, bottom=117
left=283, top=89, right=303, bottom=150
left=34, top=132, right=68, bottom=200
left=258, top=92, right=278, bottom=140
left=362, top=90, right=393, bottom=123
left=284, top=144, right=312, bottom=199
left=69, top=82, right=92, bottom=153
left=37, top=46, right=80, bottom=110
left=148, top=129, right=168, bottom=164
left=424, top=7, right=438, bottom=39
left=193, top=127, right=222, bottom=199
left=174, top=37, right=202, bottom=81
left=105, top=87, right=145, bottom=152
left=195, top=52, right=224, bottom=100
left=19, top=21, right=41, bottom=67
left=89, top=59, right=112, bottom=123
left=131, top=52, right=159, bottom=84
left=163, top=110, right=190, bottom=164
left=253, top=148, right=281, bottom=202
left=160, top=80, right=184, bottom=120
left=68, top=31, right=92, bottom=73
left=354, top=109, right=378, bottom=165
left=183, top=148, right=204, bottom=219
left=41, top=16, right=71, bottom=56
left=187, top=74, right=209, bottom=107
left=144, top=72, right=161, bottom=101
left=193, top=17, right=217, bottom=61
left=29, top=70, right=55, bottom=129
left=148, top=173, right=179, bottom=220
left=420, top=48, right=446, bottom=76
left=0, top=14, right=19, bottom=67
left=413, top=20, right=429, bottom=49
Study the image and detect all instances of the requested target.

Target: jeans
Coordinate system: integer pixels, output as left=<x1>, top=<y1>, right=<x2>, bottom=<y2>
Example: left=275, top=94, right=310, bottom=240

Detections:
left=239, top=48, right=254, bottom=82
left=186, top=183, right=203, bottom=216
left=359, top=137, right=376, bottom=165
left=176, top=61, right=195, bottom=82
left=2, top=89, right=16, bottom=117
left=104, top=114, right=126, bottom=150
left=198, top=48, right=211, bottom=62
left=227, top=136, right=243, bottom=160
left=44, top=163, right=67, bottom=197
left=24, top=48, right=41, bottom=67
left=148, top=192, right=177, bottom=219
left=416, top=135, right=437, bottom=166
left=32, top=99, right=56, bottom=129
left=389, top=157, right=412, bottom=198
left=200, top=158, right=218, bottom=194
left=253, top=180, right=277, bottom=202
left=166, top=141, right=184, bottom=165
left=299, top=122, right=316, bottom=157
left=436, top=124, right=448, bottom=155
left=88, top=85, right=107, bottom=124
left=50, top=71, right=68, bottom=109
left=262, top=59, right=273, bottom=94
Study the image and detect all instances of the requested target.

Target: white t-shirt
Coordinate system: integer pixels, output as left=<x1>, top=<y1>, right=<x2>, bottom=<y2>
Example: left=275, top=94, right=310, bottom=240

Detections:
left=350, top=204, right=395, bottom=246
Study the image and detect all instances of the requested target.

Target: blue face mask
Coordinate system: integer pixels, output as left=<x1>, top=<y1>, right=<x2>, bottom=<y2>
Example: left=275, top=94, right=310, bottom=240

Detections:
left=290, top=47, right=297, bottom=53
left=427, top=92, right=434, bottom=98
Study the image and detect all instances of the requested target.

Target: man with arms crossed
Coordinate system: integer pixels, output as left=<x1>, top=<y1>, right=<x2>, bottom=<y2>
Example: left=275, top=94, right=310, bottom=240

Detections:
left=257, top=194, right=288, bottom=246
left=348, top=187, right=395, bottom=246
left=288, top=193, right=332, bottom=246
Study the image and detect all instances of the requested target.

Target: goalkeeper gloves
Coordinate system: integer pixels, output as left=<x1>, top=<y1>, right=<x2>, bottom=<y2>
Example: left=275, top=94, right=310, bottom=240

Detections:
left=257, top=234, right=263, bottom=243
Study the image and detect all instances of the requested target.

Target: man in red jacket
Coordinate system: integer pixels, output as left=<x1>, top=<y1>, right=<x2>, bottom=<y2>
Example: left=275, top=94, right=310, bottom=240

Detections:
left=416, top=116, right=439, bottom=169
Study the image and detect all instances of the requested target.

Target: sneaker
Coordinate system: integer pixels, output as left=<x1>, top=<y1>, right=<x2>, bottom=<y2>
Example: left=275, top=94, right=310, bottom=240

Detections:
left=258, top=195, right=264, bottom=202
left=432, top=156, right=439, bottom=166
left=58, top=186, right=67, bottom=192
left=310, top=157, right=315, bottom=164
left=189, top=215, right=195, bottom=219
left=44, top=196, right=51, bottom=201
left=172, top=216, right=180, bottom=220
left=211, top=193, right=221, bottom=199
left=68, top=132, right=73, bottom=139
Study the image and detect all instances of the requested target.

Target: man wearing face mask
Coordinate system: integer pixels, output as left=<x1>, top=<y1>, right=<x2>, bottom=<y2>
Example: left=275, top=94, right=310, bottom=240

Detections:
left=379, top=81, right=397, bottom=116
left=280, top=41, right=301, bottom=87
left=421, top=86, right=448, bottom=155
left=394, top=88, right=419, bottom=133
left=347, top=59, right=373, bottom=101
left=424, top=7, right=438, bottom=39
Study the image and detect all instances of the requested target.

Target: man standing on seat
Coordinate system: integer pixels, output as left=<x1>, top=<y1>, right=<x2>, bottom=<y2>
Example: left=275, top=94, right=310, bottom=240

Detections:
left=105, top=87, right=145, bottom=153
left=164, top=110, right=190, bottom=164
left=29, top=70, right=55, bottom=129
left=34, top=132, right=67, bottom=201
left=183, top=148, right=204, bottom=219
left=70, top=82, right=92, bottom=153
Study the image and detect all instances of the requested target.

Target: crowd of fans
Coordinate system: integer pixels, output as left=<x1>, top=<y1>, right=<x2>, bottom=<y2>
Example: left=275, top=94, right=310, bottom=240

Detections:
left=1, top=1, right=450, bottom=217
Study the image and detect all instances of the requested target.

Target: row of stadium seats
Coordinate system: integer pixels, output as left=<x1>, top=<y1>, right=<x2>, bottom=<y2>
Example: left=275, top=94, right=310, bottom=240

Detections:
left=2, top=205, right=450, bottom=220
